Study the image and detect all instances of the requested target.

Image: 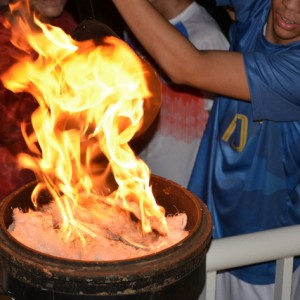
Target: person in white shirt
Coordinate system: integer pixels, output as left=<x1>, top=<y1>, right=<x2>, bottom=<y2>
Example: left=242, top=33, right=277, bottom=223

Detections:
left=126, top=0, right=229, bottom=187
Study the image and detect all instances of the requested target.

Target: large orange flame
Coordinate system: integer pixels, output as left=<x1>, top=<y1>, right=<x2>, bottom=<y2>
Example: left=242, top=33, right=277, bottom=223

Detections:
left=1, top=1, right=167, bottom=244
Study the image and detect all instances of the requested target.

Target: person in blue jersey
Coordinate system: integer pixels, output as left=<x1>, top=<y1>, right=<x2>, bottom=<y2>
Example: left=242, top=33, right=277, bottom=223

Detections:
left=124, top=0, right=229, bottom=188
left=112, top=0, right=300, bottom=299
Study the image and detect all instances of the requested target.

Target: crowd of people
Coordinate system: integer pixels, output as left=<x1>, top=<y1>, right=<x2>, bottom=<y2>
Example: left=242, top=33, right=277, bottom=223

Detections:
left=1, top=0, right=300, bottom=299
left=111, top=0, right=300, bottom=299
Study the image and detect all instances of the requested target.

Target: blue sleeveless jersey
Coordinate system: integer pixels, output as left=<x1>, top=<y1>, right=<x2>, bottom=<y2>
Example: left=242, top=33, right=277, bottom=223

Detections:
left=188, top=0, right=300, bottom=285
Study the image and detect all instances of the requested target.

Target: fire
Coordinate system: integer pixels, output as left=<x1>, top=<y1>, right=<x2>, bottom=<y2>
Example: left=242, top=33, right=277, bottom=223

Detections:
left=1, top=1, right=168, bottom=244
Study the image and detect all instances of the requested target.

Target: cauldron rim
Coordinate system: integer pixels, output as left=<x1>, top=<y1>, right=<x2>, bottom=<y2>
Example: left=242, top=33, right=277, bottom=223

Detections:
left=0, top=174, right=212, bottom=296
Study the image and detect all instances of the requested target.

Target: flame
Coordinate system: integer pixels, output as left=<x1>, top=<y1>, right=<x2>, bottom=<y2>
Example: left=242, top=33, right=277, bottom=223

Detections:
left=1, top=1, right=168, bottom=244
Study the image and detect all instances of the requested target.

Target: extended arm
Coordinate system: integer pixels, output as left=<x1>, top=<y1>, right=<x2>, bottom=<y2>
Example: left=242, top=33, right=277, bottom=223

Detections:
left=112, top=0, right=250, bottom=101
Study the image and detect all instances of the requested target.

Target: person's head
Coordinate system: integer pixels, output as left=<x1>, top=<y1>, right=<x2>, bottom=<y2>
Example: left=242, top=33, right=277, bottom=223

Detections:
left=0, top=0, right=9, bottom=6
left=29, top=0, right=67, bottom=21
left=148, top=0, right=193, bottom=19
left=267, top=0, right=300, bottom=44
left=2, top=0, right=67, bottom=20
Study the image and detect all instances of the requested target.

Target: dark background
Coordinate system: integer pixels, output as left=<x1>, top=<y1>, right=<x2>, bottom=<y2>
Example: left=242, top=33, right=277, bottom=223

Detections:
left=65, top=0, right=231, bottom=38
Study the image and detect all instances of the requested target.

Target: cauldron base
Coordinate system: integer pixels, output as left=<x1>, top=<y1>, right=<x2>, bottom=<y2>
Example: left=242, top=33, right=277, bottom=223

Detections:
left=1, top=262, right=205, bottom=300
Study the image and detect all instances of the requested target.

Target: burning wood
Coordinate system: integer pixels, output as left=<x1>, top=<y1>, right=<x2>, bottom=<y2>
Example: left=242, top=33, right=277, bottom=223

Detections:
left=1, top=0, right=189, bottom=259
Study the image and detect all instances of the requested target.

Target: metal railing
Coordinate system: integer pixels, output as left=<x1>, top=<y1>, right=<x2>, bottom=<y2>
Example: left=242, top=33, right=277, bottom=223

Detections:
left=202, top=225, right=300, bottom=300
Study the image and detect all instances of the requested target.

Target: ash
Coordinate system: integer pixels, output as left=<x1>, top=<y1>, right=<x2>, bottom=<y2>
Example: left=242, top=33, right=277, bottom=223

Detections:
left=8, top=200, right=188, bottom=261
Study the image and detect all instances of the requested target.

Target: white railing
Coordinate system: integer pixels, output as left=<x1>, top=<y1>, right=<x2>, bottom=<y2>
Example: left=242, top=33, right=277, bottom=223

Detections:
left=202, top=224, right=300, bottom=300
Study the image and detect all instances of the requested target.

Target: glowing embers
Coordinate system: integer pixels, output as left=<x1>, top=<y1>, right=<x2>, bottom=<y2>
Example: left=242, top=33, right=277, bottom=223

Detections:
left=8, top=194, right=188, bottom=260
